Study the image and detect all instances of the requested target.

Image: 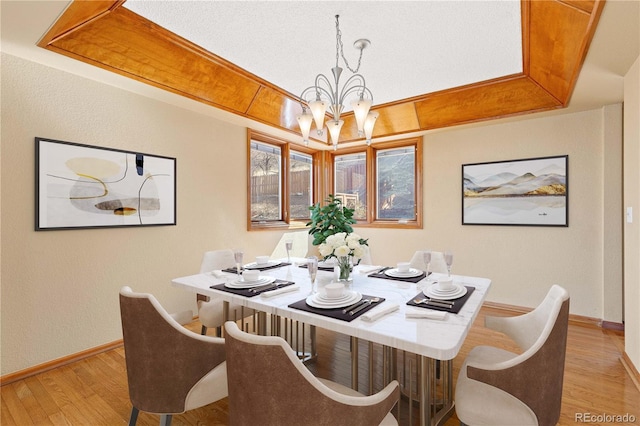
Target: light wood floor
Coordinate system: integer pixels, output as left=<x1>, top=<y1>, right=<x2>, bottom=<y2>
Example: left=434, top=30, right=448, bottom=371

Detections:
left=2, top=306, right=638, bottom=425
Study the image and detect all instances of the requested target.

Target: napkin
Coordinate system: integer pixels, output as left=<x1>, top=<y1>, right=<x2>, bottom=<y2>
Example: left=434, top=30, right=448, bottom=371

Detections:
left=211, top=270, right=227, bottom=278
left=358, top=265, right=384, bottom=274
left=360, top=303, right=399, bottom=322
left=260, top=285, right=300, bottom=298
left=405, top=309, right=448, bottom=320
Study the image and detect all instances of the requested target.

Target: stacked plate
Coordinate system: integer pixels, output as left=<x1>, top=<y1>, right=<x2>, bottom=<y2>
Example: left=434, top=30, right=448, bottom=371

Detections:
left=244, top=261, right=281, bottom=270
left=424, top=282, right=467, bottom=300
left=384, top=268, right=423, bottom=278
left=225, top=276, right=276, bottom=289
left=306, top=290, right=362, bottom=309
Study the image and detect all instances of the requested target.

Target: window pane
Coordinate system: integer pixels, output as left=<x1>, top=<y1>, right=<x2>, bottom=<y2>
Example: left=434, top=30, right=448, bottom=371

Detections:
left=334, top=153, right=367, bottom=220
left=250, top=141, right=281, bottom=221
left=376, top=147, right=415, bottom=220
left=290, top=150, right=313, bottom=220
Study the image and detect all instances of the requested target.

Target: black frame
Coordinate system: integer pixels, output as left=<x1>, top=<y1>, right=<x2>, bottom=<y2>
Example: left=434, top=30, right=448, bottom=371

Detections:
left=35, top=137, right=176, bottom=230
left=462, top=155, right=568, bottom=227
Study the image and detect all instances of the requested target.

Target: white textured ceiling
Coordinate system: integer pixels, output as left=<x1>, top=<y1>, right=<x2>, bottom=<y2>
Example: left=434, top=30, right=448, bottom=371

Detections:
left=123, top=0, right=523, bottom=107
left=0, top=0, right=638, bottom=141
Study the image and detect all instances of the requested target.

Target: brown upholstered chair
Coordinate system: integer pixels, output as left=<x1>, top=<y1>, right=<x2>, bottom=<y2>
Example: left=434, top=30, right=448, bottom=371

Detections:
left=455, top=285, right=570, bottom=426
left=224, top=321, right=399, bottom=425
left=119, top=286, right=227, bottom=426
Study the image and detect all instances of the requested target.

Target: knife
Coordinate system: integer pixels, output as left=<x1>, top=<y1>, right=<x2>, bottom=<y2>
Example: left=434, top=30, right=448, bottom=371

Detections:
left=342, top=299, right=366, bottom=314
left=369, top=266, right=391, bottom=276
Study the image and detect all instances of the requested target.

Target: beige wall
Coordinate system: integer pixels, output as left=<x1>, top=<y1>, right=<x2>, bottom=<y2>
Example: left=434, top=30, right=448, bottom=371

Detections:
left=624, top=56, right=640, bottom=372
left=0, top=52, right=630, bottom=376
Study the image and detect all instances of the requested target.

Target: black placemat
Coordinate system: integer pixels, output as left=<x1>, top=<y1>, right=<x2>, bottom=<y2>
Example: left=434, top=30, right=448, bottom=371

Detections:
left=406, top=286, right=475, bottom=314
left=288, top=294, right=386, bottom=322
left=210, top=280, right=295, bottom=297
left=369, top=267, right=428, bottom=283
left=222, top=262, right=291, bottom=273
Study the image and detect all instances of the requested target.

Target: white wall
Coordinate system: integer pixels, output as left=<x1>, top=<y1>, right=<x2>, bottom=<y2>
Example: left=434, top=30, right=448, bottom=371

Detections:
left=364, top=107, right=622, bottom=321
left=623, top=55, right=640, bottom=373
left=0, top=52, right=628, bottom=376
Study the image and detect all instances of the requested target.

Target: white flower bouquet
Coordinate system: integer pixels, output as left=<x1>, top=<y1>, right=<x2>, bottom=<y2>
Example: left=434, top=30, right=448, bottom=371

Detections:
left=318, top=232, right=368, bottom=281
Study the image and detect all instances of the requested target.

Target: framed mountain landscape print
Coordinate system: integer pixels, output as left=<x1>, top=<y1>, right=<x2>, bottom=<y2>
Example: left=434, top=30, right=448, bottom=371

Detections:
left=462, top=155, right=568, bottom=227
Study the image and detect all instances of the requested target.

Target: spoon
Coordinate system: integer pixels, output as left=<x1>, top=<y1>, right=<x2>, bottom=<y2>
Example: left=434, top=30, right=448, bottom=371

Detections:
left=349, top=297, right=381, bottom=315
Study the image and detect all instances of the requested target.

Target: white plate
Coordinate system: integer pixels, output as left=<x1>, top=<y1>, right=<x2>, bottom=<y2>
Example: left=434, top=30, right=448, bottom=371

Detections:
left=244, top=261, right=281, bottom=269
left=315, top=291, right=353, bottom=303
left=384, top=268, right=423, bottom=278
left=225, top=276, right=276, bottom=289
left=318, top=260, right=337, bottom=268
left=306, top=291, right=362, bottom=309
left=423, top=283, right=467, bottom=300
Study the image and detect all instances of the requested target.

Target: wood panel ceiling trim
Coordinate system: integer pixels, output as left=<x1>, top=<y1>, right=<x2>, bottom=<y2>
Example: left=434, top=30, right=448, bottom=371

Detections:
left=38, top=0, right=604, bottom=145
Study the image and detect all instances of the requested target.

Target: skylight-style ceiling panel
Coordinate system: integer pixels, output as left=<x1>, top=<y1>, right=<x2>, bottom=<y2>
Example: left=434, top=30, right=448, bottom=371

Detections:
left=123, top=0, right=523, bottom=107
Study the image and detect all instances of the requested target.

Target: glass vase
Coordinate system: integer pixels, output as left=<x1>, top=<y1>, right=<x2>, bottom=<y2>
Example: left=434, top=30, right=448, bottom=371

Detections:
left=336, top=256, right=353, bottom=283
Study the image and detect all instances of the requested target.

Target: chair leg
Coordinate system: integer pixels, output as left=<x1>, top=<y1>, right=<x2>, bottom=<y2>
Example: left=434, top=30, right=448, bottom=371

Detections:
left=128, top=407, right=139, bottom=426
left=200, top=325, right=207, bottom=335
left=159, top=414, right=172, bottom=426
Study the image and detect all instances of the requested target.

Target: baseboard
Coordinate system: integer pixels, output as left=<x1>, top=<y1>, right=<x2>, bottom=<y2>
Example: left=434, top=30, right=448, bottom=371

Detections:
left=0, top=304, right=626, bottom=386
left=602, top=320, right=625, bottom=331
left=0, top=340, right=123, bottom=386
left=482, top=301, right=603, bottom=328
left=621, top=352, right=640, bottom=392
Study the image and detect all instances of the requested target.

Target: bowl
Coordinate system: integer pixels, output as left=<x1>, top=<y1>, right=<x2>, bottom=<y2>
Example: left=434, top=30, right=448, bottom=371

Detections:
left=397, top=262, right=411, bottom=273
left=324, top=283, right=345, bottom=299
left=242, top=270, right=260, bottom=282
left=255, top=255, right=270, bottom=265
left=437, top=277, right=455, bottom=291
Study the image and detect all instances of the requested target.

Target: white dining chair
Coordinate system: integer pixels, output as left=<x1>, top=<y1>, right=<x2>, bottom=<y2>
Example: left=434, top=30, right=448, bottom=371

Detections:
left=197, top=249, right=255, bottom=336
left=455, top=285, right=570, bottom=426
left=409, top=250, right=447, bottom=273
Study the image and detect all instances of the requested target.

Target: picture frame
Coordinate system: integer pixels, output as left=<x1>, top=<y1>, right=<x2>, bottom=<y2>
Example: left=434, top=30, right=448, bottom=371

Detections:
left=35, top=137, right=176, bottom=230
left=462, top=155, right=568, bottom=227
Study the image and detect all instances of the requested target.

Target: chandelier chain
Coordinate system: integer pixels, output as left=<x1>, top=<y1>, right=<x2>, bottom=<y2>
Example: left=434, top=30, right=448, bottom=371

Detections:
left=335, top=15, right=363, bottom=74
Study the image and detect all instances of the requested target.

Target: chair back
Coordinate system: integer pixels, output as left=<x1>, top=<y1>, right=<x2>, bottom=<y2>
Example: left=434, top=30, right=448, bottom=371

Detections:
left=468, top=285, right=570, bottom=426
left=224, top=321, right=397, bottom=425
left=119, top=287, right=226, bottom=414
left=199, top=249, right=235, bottom=273
left=409, top=251, right=448, bottom=274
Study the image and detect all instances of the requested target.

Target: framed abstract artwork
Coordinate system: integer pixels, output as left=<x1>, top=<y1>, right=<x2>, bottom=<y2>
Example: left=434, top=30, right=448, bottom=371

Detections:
left=462, top=155, right=568, bottom=227
left=35, top=137, right=176, bottom=230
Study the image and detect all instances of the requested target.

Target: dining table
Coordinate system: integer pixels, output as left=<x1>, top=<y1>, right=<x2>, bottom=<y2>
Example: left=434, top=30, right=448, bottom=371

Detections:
left=171, top=258, right=491, bottom=426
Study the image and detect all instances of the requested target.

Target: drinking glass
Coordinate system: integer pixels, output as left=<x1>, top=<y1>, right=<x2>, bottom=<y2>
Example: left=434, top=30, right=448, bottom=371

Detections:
left=444, top=250, right=454, bottom=276
left=233, top=249, right=244, bottom=278
left=285, top=240, right=293, bottom=263
left=307, top=256, right=318, bottom=294
left=422, top=249, right=432, bottom=276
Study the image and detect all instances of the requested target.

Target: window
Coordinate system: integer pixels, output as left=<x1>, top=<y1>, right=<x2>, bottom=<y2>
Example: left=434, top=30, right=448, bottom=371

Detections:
left=331, top=137, right=422, bottom=228
left=334, top=152, right=367, bottom=220
left=376, top=146, right=416, bottom=221
left=289, top=150, right=313, bottom=220
left=248, top=130, right=421, bottom=230
left=250, top=140, right=282, bottom=222
left=248, top=131, right=316, bottom=229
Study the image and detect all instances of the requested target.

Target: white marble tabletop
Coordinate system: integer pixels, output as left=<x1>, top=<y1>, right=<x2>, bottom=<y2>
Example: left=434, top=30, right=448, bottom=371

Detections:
left=171, top=259, right=491, bottom=360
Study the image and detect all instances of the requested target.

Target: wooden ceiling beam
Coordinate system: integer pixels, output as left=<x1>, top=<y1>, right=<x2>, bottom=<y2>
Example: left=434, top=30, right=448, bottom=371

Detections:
left=38, top=0, right=606, bottom=147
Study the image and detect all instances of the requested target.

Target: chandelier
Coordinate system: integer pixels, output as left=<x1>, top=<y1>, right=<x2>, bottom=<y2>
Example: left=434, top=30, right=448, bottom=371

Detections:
left=296, top=15, right=379, bottom=150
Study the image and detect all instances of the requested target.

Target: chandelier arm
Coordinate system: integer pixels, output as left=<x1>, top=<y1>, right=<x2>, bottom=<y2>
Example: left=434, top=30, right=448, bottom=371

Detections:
left=337, top=74, right=373, bottom=105
left=299, top=75, right=337, bottom=106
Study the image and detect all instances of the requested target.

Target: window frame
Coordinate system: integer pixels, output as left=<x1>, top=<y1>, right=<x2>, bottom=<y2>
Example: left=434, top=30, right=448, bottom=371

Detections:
left=247, top=130, right=320, bottom=230
left=329, top=137, right=423, bottom=229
